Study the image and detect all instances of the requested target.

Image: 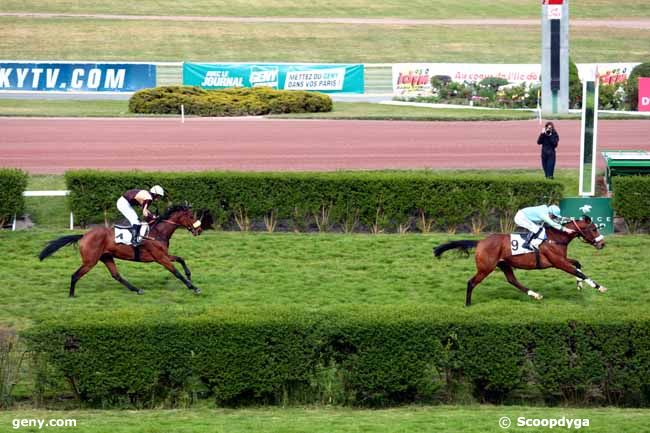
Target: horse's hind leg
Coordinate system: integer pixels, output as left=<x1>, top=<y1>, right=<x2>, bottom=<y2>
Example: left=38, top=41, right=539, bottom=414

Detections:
left=170, top=255, right=191, bottom=281
left=101, top=254, right=144, bottom=295
left=69, top=263, right=95, bottom=297
left=465, top=249, right=500, bottom=307
left=497, top=261, right=542, bottom=301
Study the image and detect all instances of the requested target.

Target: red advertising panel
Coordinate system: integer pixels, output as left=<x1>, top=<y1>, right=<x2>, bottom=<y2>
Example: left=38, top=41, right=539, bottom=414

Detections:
left=543, top=0, right=563, bottom=4
left=639, top=77, right=650, bottom=112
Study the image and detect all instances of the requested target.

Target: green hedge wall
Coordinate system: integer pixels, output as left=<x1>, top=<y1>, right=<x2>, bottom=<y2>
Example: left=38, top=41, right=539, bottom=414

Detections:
left=128, top=86, right=332, bottom=116
left=0, top=168, right=28, bottom=226
left=65, top=170, right=563, bottom=233
left=612, top=176, right=650, bottom=231
left=24, top=307, right=650, bottom=407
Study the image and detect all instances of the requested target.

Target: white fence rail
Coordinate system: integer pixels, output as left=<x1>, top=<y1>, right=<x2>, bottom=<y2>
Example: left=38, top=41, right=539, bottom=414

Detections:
left=13, top=190, right=73, bottom=231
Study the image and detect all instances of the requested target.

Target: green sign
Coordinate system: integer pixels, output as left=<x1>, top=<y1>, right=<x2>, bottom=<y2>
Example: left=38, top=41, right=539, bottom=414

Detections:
left=560, top=197, right=613, bottom=234
left=183, top=63, right=365, bottom=93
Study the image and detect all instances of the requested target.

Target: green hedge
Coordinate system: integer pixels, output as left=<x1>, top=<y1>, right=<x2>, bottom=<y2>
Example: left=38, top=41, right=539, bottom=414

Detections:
left=626, top=62, right=650, bottom=111
left=612, top=176, right=650, bottom=231
left=128, top=86, right=332, bottom=116
left=24, top=307, right=650, bottom=407
left=0, top=169, right=28, bottom=226
left=64, top=170, right=563, bottom=232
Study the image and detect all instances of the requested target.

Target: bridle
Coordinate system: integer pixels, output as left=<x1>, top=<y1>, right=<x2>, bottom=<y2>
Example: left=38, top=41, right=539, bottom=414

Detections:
left=151, top=215, right=201, bottom=233
left=569, top=219, right=604, bottom=246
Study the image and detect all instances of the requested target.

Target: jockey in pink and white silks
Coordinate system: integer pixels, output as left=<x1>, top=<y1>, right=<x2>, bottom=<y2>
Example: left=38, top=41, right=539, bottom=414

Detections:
left=514, top=204, right=575, bottom=251
left=116, top=185, right=165, bottom=246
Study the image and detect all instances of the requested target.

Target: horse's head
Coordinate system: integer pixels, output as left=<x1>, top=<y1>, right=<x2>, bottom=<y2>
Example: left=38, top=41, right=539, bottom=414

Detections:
left=565, top=216, right=605, bottom=249
left=158, top=205, right=203, bottom=236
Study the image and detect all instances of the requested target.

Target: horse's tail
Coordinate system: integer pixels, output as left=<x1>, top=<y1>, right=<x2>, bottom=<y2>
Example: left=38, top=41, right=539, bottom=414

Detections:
left=39, top=235, right=83, bottom=261
left=433, top=240, right=479, bottom=258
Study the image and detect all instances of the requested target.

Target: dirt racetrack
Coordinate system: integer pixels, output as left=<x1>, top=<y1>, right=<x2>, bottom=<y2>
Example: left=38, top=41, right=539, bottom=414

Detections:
left=1, top=118, right=648, bottom=174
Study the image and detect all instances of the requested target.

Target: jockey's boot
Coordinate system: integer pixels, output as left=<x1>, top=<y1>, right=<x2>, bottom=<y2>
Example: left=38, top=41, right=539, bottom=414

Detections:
left=130, top=224, right=141, bottom=246
left=522, top=228, right=542, bottom=251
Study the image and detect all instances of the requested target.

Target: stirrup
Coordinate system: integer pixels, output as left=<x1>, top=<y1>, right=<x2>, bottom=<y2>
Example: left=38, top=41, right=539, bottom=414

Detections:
left=131, top=225, right=141, bottom=246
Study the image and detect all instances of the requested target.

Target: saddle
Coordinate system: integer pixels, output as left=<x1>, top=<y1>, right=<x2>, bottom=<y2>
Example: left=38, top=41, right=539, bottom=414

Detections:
left=509, top=228, right=547, bottom=256
left=114, top=223, right=149, bottom=246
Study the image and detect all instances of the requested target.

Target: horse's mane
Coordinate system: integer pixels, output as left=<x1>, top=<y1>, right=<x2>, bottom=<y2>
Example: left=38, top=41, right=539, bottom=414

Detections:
left=157, top=204, right=191, bottom=221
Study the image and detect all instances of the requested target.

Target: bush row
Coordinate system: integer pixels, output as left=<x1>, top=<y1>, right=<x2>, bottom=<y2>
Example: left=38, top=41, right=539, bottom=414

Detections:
left=612, top=176, right=650, bottom=232
left=24, top=306, right=650, bottom=407
left=0, top=169, right=28, bottom=227
left=65, top=170, right=564, bottom=233
left=128, top=86, right=332, bottom=116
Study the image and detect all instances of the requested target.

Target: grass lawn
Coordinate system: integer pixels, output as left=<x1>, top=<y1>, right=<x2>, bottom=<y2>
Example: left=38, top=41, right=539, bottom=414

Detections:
left=3, top=100, right=648, bottom=121
left=2, top=18, right=649, bottom=64
left=1, top=406, right=650, bottom=433
left=1, top=226, right=647, bottom=329
left=1, top=0, right=649, bottom=19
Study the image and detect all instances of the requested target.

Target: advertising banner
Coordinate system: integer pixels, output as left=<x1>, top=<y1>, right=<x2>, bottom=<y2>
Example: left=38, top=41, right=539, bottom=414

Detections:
left=393, top=63, right=540, bottom=96
left=392, top=63, right=640, bottom=97
left=638, top=77, right=650, bottom=112
left=183, top=63, right=364, bottom=93
left=0, top=62, right=156, bottom=92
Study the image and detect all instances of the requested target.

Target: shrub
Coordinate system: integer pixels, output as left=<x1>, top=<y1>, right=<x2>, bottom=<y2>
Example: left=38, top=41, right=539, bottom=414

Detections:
left=569, top=58, right=582, bottom=109
left=24, top=306, right=650, bottom=407
left=0, top=169, right=28, bottom=227
left=64, top=170, right=563, bottom=232
left=129, top=86, right=332, bottom=116
left=626, top=62, right=650, bottom=111
left=612, top=176, right=650, bottom=232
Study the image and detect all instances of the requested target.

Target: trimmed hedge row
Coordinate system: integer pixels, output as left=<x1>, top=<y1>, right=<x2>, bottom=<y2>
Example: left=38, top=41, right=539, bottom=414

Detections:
left=65, top=170, right=564, bottom=233
left=24, top=306, right=650, bottom=407
left=0, top=169, right=28, bottom=226
left=128, top=86, right=332, bottom=116
left=612, top=176, right=650, bottom=231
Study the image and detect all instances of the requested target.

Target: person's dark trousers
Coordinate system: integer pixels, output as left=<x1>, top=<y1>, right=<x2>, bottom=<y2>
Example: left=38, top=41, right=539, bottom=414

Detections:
left=541, top=151, right=556, bottom=179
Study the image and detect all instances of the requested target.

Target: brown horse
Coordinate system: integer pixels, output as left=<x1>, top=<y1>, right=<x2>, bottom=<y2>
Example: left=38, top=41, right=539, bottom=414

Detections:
left=434, top=216, right=606, bottom=306
left=39, top=205, right=203, bottom=297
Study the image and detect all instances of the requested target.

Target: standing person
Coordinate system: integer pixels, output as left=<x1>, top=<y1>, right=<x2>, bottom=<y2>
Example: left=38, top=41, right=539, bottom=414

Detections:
left=538, top=121, right=559, bottom=179
left=514, top=204, right=574, bottom=251
left=116, top=185, right=165, bottom=245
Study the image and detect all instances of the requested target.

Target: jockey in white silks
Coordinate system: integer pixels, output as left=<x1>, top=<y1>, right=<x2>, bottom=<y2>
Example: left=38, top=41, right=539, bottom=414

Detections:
left=514, top=204, right=575, bottom=250
left=116, top=185, right=164, bottom=246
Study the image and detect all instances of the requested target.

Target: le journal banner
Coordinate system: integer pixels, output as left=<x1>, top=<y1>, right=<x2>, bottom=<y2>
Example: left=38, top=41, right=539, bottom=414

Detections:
left=183, top=63, right=364, bottom=93
left=0, top=62, right=157, bottom=92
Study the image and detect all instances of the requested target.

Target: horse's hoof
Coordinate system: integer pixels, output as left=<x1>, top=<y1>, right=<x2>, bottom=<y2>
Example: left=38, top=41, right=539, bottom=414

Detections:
left=577, top=281, right=584, bottom=291
left=598, top=286, right=608, bottom=293
left=136, top=289, right=145, bottom=295
left=192, top=288, right=202, bottom=295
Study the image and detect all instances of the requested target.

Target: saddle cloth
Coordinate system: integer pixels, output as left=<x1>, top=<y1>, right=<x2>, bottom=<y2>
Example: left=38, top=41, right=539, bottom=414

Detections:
left=509, top=228, right=546, bottom=256
left=114, top=223, right=149, bottom=245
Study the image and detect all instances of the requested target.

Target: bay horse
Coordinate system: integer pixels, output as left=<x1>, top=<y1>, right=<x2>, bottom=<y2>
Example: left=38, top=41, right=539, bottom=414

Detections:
left=39, top=205, right=203, bottom=297
left=434, top=216, right=606, bottom=306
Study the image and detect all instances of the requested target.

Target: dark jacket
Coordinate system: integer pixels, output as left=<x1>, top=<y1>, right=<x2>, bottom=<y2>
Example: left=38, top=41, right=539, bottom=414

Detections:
left=537, top=131, right=559, bottom=154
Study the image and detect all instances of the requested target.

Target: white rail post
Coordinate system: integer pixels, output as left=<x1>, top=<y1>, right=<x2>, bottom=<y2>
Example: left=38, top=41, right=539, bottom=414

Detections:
left=11, top=214, right=16, bottom=231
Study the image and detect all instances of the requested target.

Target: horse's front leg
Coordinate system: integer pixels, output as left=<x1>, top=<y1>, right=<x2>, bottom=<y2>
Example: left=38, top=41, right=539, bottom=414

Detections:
left=170, top=255, right=192, bottom=281
left=149, top=247, right=201, bottom=294
left=551, top=257, right=607, bottom=293
left=567, top=259, right=586, bottom=290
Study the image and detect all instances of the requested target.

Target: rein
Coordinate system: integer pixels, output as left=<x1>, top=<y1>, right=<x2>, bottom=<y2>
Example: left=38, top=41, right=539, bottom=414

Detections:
left=569, top=220, right=602, bottom=246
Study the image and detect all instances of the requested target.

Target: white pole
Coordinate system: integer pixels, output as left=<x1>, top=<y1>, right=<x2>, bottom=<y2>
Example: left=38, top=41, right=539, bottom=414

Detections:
left=591, top=65, right=599, bottom=196
left=70, top=212, right=74, bottom=230
left=11, top=214, right=16, bottom=231
left=181, top=104, right=185, bottom=123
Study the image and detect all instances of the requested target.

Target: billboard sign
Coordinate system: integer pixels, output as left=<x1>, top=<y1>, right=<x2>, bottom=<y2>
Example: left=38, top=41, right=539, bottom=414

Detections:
left=0, top=62, right=156, bottom=92
left=183, top=63, right=364, bottom=93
